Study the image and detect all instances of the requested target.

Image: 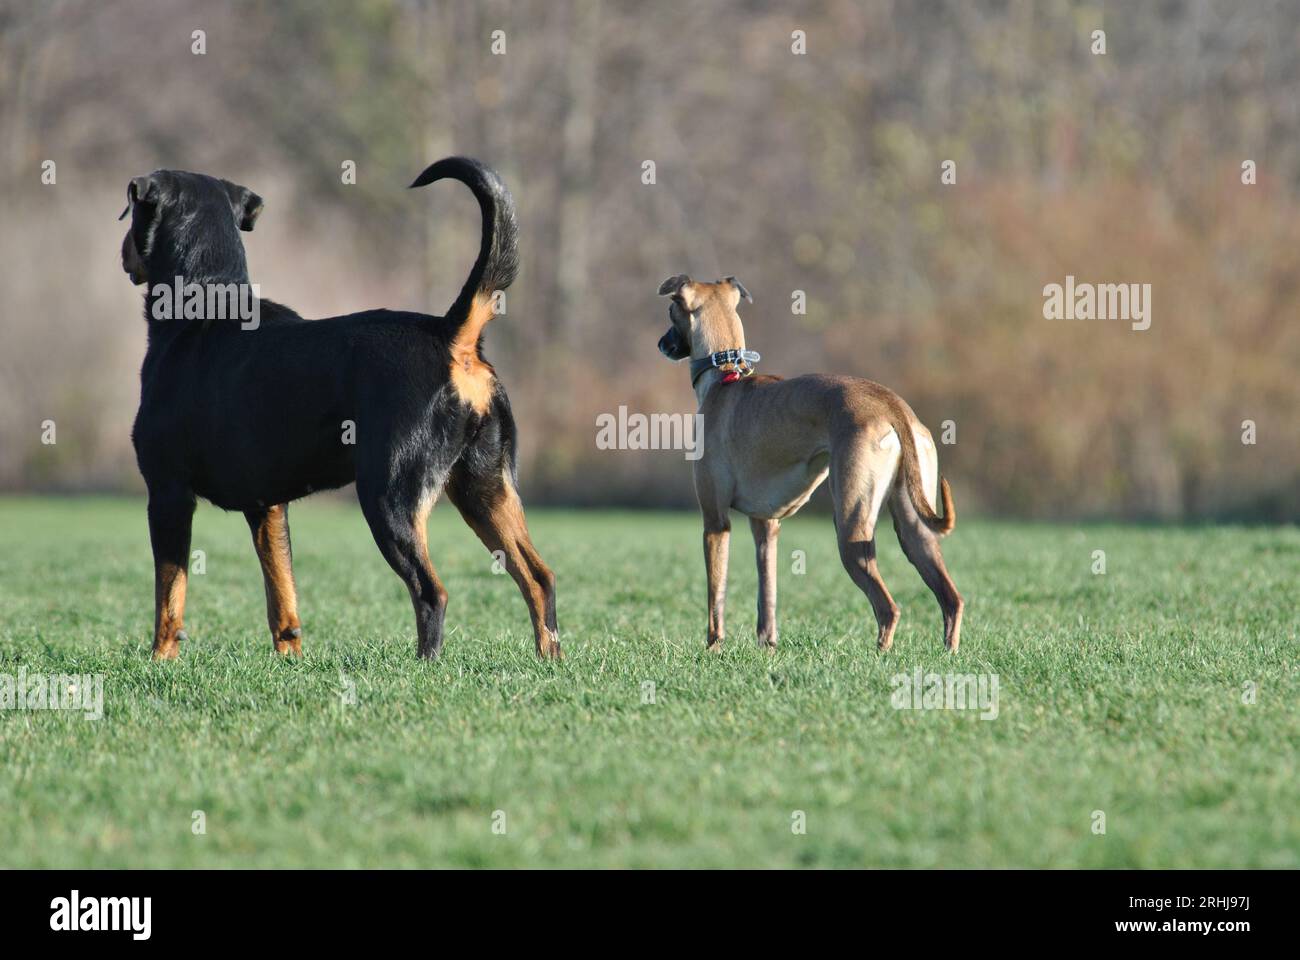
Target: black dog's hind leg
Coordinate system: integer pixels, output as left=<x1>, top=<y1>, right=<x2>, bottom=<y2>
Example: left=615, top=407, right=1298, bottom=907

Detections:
left=357, top=478, right=449, bottom=660
left=147, top=486, right=196, bottom=660
left=245, top=504, right=303, bottom=655
left=446, top=461, right=559, bottom=660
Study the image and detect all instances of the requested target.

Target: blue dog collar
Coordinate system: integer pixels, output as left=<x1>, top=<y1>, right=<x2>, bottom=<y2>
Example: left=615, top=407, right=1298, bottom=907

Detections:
left=690, top=348, right=761, bottom=386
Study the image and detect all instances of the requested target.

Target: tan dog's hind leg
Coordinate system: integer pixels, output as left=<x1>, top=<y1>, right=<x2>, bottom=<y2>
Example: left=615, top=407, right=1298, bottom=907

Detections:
left=891, top=486, right=964, bottom=651
left=750, top=517, right=780, bottom=651
left=831, top=438, right=900, bottom=650
left=246, top=504, right=303, bottom=655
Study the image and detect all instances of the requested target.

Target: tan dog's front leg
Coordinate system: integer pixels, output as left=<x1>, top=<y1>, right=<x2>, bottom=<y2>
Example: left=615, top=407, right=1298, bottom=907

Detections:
left=750, top=517, right=780, bottom=651
left=703, top=519, right=730, bottom=650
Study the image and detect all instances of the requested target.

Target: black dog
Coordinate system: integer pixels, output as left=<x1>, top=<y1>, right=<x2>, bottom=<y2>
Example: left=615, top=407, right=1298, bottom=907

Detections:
left=120, top=157, right=558, bottom=660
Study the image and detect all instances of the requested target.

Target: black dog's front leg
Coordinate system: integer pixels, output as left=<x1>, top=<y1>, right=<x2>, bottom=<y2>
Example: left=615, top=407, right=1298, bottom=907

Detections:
left=245, top=503, right=304, bottom=655
left=147, top=487, right=196, bottom=660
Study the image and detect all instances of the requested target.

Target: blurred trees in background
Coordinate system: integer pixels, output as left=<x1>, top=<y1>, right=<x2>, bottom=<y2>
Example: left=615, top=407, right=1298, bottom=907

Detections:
left=2, top=0, right=1298, bottom=519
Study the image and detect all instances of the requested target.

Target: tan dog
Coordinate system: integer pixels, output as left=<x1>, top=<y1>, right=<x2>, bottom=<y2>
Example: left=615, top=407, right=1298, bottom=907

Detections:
left=657, top=274, right=963, bottom=652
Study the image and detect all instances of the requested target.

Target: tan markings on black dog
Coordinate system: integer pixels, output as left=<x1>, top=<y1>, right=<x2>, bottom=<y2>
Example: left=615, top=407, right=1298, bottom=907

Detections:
left=248, top=504, right=303, bottom=655
left=449, top=292, right=496, bottom=415
left=447, top=467, right=559, bottom=659
left=408, top=492, right=450, bottom=644
left=412, top=490, right=449, bottom=606
left=151, top=561, right=188, bottom=661
left=657, top=274, right=963, bottom=653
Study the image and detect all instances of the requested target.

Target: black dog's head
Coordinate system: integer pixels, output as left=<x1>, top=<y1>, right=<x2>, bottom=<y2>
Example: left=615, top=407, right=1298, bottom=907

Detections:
left=120, top=170, right=263, bottom=286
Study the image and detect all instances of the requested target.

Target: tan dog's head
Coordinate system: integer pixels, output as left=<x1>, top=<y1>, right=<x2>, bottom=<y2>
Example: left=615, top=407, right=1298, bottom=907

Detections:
left=657, top=274, right=753, bottom=361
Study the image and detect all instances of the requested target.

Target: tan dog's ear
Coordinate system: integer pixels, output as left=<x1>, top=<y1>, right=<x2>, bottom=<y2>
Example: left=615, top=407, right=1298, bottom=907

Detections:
left=724, top=276, right=753, bottom=304
left=658, top=274, right=703, bottom=311
left=657, top=274, right=691, bottom=296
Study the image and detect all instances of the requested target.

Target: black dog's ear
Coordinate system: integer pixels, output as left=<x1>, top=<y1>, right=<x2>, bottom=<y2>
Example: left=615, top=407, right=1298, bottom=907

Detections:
left=222, top=182, right=263, bottom=232
left=658, top=274, right=691, bottom=296
left=725, top=276, right=753, bottom=304
left=119, top=174, right=158, bottom=221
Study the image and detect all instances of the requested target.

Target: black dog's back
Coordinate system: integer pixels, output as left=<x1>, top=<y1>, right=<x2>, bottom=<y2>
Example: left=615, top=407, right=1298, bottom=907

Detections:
left=140, top=304, right=474, bottom=510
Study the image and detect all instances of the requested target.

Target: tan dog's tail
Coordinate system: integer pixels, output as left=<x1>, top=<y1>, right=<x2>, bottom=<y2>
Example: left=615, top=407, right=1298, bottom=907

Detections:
left=891, top=411, right=956, bottom=536
left=409, top=157, right=519, bottom=340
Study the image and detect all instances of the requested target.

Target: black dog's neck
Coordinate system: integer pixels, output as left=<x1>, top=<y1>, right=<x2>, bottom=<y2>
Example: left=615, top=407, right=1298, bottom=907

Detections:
left=144, top=250, right=250, bottom=291
left=139, top=223, right=254, bottom=336
left=141, top=212, right=251, bottom=295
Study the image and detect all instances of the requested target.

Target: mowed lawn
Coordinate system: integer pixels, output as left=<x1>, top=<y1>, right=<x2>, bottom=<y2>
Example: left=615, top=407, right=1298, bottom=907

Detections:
left=0, top=496, right=1295, bottom=868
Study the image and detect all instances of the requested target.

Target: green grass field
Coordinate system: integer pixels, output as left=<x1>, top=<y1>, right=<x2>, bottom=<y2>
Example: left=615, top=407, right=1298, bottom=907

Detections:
left=0, top=496, right=1296, bottom=868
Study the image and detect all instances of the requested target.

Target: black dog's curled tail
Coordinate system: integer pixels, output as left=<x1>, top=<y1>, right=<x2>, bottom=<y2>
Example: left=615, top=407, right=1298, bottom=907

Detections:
left=410, top=156, right=519, bottom=336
